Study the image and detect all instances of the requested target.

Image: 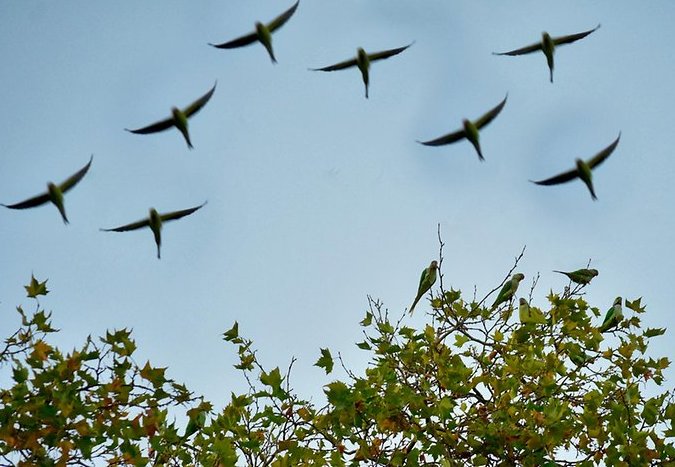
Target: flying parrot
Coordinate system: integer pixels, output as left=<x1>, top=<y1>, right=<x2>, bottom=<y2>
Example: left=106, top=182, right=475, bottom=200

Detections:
left=553, top=268, right=598, bottom=285
left=417, top=95, right=507, bottom=161
left=493, top=24, right=600, bottom=82
left=491, top=273, right=525, bottom=309
left=2, top=155, right=93, bottom=224
left=310, top=43, right=413, bottom=98
left=125, top=82, right=217, bottom=149
left=598, top=296, right=623, bottom=333
left=100, top=202, right=207, bottom=259
left=531, top=133, right=620, bottom=200
left=209, top=0, right=300, bottom=63
left=409, top=260, right=438, bottom=315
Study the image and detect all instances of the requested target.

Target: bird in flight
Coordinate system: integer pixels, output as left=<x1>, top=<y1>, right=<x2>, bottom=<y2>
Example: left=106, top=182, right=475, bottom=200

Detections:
left=209, top=0, right=300, bottom=63
left=531, top=133, right=620, bottom=200
left=493, top=24, right=600, bottom=82
left=417, top=95, right=507, bottom=161
left=310, top=43, right=413, bottom=98
left=100, top=202, right=207, bottom=259
left=125, top=82, right=217, bottom=149
left=2, top=155, right=93, bottom=224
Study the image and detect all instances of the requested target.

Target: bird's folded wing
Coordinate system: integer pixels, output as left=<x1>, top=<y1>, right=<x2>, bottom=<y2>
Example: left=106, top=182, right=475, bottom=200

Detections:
left=60, top=155, right=93, bottom=193
left=267, top=0, right=300, bottom=32
left=183, top=82, right=217, bottom=117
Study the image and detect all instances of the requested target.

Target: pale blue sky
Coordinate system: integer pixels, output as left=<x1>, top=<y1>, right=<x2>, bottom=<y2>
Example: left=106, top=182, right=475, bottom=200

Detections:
left=1, top=1, right=674, bottom=403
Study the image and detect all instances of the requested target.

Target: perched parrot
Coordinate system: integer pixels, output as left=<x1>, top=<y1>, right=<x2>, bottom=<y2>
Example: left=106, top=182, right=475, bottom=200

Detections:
left=518, top=298, right=547, bottom=324
left=598, top=296, right=623, bottom=333
left=2, top=155, right=93, bottom=224
left=409, top=260, right=438, bottom=315
left=417, top=95, right=508, bottom=161
left=531, top=133, right=620, bottom=200
left=100, top=202, right=207, bottom=259
left=310, top=43, right=413, bottom=98
left=125, top=82, right=217, bottom=149
left=493, top=24, right=600, bottom=82
left=209, top=0, right=300, bottom=63
left=491, top=273, right=525, bottom=309
left=554, top=268, right=598, bottom=285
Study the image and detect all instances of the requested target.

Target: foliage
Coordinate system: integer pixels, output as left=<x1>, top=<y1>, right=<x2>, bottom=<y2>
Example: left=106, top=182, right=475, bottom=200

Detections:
left=1, top=262, right=674, bottom=466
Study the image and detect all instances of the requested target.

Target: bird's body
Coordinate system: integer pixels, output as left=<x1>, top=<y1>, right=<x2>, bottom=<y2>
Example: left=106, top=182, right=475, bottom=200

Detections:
left=101, top=202, right=207, bottom=259
left=418, top=95, right=508, bottom=161
left=126, top=82, right=217, bottom=149
left=598, top=297, right=623, bottom=333
left=554, top=268, right=598, bottom=285
left=518, top=298, right=547, bottom=324
left=209, top=1, right=300, bottom=63
left=2, top=155, right=93, bottom=224
left=310, top=43, right=413, bottom=98
left=492, top=273, right=525, bottom=309
left=409, top=260, right=438, bottom=314
left=493, top=24, right=600, bottom=82
left=531, top=133, right=620, bottom=200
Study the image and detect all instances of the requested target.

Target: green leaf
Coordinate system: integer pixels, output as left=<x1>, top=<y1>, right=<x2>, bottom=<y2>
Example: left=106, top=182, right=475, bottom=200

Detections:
left=260, top=367, right=282, bottom=391
left=644, top=328, right=666, bottom=338
left=356, top=341, right=371, bottom=350
left=25, top=274, right=49, bottom=298
left=360, top=312, right=373, bottom=327
left=314, top=348, right=334, bottom=374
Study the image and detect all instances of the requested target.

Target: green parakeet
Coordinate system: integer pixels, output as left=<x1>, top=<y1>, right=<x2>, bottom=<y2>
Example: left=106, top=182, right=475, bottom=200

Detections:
left=417, top=95, right=507, bottom=161
left=125, top=82, right=217, bottom=149
left=553, top=268, right=598, bottom=285
left=493, top=24, right=600, bottom=82
left=209, top=0, right=300, bottom=63
left=409, top=260, right=438, bottom=314
left=518, top=298, right=547, bottom=324
left=2, top=155, right=93, bottom=224
left=531, top=133, right=620, bottom=200
left=310, top=43, right=413, bottom=98
left=491, top=273, right=525, bottom=309
left=101, top=202, right=207, bottom=259
left=598, top=296, right=623, bottom=333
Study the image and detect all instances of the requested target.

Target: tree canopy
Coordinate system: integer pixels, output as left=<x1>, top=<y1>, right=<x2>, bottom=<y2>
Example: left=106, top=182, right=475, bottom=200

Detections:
left=1, top=257, right=673, bottom=466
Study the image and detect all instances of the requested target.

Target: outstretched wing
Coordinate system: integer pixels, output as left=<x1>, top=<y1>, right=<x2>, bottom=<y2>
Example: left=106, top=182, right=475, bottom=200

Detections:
left=2, top=192, right=50, bottom=210
left=267, top=0, right=300, bottom=32
left=59, top=155, right=93, bottom=193
left=183, top=82, right=217, bottom=117
left=417, top=128, right=466, bottom=147
left=101, top=218, right=151, bottom=232
left=125, top=115, right=174, bottom=135
left=209, top=30, right=258, bottom=49
left=474, top=94, right=508, bottom=129
left=310, top=56, right=358, bottom=72
left=160, top=201, right=207, bottom=223
left=493, top=41, right=542, bottom=56
left=553, top=24, right=600, bottom=47
left=586, top=132, right=620, bottom=170
left=531, top=167, right=579, bottom=186
left=368, top=42, right=414, bottom=62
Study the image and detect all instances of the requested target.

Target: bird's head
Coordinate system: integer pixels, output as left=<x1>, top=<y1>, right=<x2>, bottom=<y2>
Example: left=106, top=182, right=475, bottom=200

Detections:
left=171, top=107, right=181, bottom=119
left=514, top=273, right=525, bottom=281
left=430, top=260, right=438, bottom=270
left=589, top=269, right=599, bottom=277
left=614, top=296, right=622, bottom=306
left=519, top=298, right=528, bottom=306
left=255, top=22, right=266, bottom=35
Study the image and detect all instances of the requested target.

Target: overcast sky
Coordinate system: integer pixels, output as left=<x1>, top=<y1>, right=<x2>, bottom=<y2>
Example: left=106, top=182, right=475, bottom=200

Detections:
left=1, top=1, right=673, bottom=404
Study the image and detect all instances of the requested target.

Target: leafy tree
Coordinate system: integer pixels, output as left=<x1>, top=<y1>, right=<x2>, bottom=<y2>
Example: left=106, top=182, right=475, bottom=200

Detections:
left=2, top=257, right=674, bottom=466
